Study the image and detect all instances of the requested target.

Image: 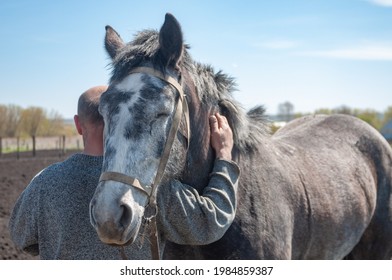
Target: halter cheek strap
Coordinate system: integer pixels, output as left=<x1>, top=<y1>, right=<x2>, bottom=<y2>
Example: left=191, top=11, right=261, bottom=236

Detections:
left=98, top=66, right=190, bottom=260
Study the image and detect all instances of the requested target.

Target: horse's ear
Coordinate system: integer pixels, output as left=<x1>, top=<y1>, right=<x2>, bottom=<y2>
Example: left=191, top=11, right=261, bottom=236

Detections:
left=158, top=13, right=183, bottom=68
left=105, top=25, right=125, bottom=59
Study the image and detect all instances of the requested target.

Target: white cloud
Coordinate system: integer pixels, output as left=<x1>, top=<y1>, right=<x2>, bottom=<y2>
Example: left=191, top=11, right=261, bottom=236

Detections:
left=301, top=43, right=392, bottom=61
left=368, top=0, right=392, bottom=7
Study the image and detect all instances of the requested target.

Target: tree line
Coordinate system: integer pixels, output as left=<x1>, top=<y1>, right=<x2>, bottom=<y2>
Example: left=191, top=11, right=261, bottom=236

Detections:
left=0, top=104, right=76, bottom=156
left=312, top=105, right=392, bottom=131
left=2, top=102, right=392, bottom=150
left=0, top=104, right=72, bottom=138
left=278, top=102, right=392, bottom=131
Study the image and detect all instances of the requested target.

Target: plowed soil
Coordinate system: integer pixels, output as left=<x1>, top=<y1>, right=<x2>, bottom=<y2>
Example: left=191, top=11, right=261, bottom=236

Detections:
left=0, top=150, right=79, bottom=260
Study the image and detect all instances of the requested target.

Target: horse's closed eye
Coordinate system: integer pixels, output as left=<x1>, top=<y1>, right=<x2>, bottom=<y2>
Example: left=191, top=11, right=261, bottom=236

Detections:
left=156, top=113, right=169, bottom=119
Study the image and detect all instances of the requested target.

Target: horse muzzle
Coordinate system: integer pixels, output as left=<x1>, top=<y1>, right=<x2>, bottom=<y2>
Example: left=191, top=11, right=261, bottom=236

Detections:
left=89, top=183, right=144, bottom=245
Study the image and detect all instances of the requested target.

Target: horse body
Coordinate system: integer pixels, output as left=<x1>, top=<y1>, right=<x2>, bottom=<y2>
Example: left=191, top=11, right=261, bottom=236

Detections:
left=90, top=13, right=392, bottom=259
left=165, top=113, right=391, bottom=259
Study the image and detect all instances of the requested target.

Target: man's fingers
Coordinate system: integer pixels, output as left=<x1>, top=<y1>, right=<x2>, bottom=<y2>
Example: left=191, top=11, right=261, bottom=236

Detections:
left=209, top=115, right=219, bottom=132
left=215, top=113, right=228, bottom=129
left=209, top=113, right=233, bottom=160
left=210, top=113, right=229, bottom=132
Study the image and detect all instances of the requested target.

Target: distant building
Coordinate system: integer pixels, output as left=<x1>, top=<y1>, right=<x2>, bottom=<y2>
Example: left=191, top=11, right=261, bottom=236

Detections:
left=381, top=120, right=392, bottom=144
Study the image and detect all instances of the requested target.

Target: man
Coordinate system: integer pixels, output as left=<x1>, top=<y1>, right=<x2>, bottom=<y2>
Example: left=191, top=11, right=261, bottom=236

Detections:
left=8, top=85, right=132, bottom=259
left=9, top=86, right=240, bottom=259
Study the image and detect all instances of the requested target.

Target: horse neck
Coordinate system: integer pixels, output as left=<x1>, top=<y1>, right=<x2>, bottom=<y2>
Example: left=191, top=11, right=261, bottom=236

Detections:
left=180, top=70, right=216, bottom=192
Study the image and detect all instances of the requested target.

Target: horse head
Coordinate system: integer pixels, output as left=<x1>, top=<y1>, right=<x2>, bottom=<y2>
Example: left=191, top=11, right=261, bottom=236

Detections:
left=89, top=13, right=262, bottom=248
left=90, top=14, right=192, bottom=245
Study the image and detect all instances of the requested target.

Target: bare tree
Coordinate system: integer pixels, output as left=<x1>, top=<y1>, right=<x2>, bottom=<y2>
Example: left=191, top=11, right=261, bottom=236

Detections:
left=40, top=110, right=65, bottom=136
left=333, top=105, right=352, bottom=115
left=20, top=107, right=45, bottom=156
left=355, top=109, right=382, bottom=130
left=5, top=105, right=22, bottom=137
left=278, top=101, right=295, bottom=122
left=0, top=105, right=22, bottom=156
left=383, top=106, right=392, bottom=126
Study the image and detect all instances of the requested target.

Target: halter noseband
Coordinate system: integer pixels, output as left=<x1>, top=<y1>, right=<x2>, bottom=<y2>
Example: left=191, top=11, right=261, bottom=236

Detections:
left=98, top=66, right=190, bottom=260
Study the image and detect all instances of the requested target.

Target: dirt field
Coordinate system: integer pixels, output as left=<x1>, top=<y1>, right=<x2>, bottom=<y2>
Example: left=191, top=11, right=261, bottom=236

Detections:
left=0, top=150, right=80, bottom=260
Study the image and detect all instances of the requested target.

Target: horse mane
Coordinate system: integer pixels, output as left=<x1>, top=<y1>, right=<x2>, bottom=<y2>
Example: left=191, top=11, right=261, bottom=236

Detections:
left=108, top=29, right=270, bottom=156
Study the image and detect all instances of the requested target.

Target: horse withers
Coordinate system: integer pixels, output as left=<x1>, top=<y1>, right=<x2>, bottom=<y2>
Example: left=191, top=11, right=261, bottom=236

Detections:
left=89, top=13, right=392, bottom=259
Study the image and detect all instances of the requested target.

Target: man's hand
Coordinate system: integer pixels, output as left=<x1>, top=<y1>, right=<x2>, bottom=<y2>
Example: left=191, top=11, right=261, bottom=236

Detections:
left=209, top=113, right=234, bottom=160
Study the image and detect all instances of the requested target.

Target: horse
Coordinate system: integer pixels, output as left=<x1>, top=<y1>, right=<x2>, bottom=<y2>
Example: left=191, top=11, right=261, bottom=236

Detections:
left=89, top=13, right=392, bottom=259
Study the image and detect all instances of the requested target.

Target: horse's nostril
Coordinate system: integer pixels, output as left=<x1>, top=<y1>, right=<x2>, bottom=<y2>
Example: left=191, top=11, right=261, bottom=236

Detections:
left=119, top=204, right=133, bottom=228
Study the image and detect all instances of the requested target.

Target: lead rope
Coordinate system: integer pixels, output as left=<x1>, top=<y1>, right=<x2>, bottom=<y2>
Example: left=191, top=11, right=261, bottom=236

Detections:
left=120, top=246, right=128, bottom=260
left=119, top=208, right=157, bottom=260
left=148, top=210, right=160, bottom=260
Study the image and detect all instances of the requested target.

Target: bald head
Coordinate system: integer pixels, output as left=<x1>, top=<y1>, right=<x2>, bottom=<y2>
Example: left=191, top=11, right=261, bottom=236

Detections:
left=77, top=85, right=108, bottom=125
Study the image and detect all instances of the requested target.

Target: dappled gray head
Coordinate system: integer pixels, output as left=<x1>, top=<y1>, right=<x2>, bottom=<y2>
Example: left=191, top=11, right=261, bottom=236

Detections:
left=89, top=13, right=269, bottom=246
left=90, top=14, right=186, bottom=245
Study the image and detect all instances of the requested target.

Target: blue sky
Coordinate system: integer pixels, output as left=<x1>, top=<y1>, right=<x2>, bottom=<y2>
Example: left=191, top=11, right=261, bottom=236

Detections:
left=0, top=0, right=391, bottom=119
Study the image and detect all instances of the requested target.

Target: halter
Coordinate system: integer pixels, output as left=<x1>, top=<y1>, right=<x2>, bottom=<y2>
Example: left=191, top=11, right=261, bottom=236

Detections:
left=98, top=66, right=190, bottom=260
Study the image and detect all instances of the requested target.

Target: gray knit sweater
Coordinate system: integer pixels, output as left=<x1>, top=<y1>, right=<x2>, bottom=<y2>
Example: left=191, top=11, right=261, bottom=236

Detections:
left=9, top=153, right=239, bottom=259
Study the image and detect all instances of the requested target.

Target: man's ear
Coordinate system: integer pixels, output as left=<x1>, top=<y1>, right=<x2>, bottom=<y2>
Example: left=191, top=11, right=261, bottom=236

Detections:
left=74, top=115, right=83, bottom=135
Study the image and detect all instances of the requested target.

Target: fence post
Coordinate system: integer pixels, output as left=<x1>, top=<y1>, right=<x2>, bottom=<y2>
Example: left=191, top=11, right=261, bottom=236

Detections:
left=16, top=137, right=20, bottom=160
left=62, top=135, right=66, bottom=156
left=58, top=135, right=62, bottom=157
left=32, top=135, right=36, bottom=157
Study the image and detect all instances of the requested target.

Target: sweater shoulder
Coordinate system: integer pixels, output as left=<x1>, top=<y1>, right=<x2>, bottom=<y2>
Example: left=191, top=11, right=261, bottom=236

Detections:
left=30, top=154, right=102, bottom=187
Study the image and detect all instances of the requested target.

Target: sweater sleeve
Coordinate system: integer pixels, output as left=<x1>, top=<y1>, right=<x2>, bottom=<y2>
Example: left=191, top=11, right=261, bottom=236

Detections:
left=157, top=159, right=240, bottom=245
left=8, top=172, right=43, bottom=256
